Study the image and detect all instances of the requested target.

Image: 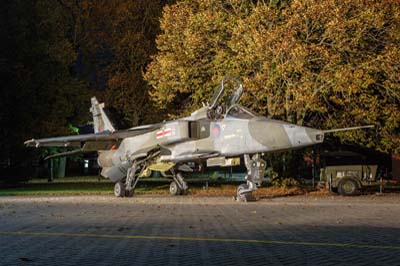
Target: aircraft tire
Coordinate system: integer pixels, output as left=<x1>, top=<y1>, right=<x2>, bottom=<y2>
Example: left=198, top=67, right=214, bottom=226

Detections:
left=114, top=181, right=125, bottom=197
left=169, top=181, right=181, bottom=196
left=237, top=184, right=251, bottom=202
left=338, top=178, right=359, bottom=196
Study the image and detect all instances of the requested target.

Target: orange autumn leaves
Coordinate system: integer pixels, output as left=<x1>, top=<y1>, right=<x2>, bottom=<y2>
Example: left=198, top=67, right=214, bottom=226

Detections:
left=145, top=0, right=399, bottom=153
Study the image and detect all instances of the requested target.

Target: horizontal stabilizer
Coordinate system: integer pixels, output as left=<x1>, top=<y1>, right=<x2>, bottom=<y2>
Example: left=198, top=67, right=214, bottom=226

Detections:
left=323, top=125, right=374, bottom=134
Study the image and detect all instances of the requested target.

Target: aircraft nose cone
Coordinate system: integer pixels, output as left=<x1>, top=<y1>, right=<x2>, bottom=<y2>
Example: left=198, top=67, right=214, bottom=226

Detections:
left=305, top=128, right=324, bottom=143
left=249, top=117, right=324, bottom=149
left=249, top=118, right=291, bottom=148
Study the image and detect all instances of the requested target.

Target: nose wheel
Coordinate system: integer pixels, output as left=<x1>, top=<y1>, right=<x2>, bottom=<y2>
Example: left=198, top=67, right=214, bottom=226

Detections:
left=236, top=184, right=254, bottom=202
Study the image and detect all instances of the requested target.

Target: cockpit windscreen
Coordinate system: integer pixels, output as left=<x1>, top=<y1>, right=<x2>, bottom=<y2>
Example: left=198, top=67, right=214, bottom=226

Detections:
left=226, top=105, right=257, bottom=119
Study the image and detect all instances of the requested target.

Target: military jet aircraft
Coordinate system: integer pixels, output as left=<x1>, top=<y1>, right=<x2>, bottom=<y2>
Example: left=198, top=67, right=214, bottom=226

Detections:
left=25, top=77, right=373, bottom=201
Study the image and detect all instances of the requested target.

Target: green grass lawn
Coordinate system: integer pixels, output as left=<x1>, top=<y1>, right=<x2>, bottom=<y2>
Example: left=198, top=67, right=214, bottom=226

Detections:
left=1, top=175, right=328, bottom=197
left=0, top=176, right=175, bottom=196
left=0, top=176, right=235, bottom=196
left=2, top=175, right=397, bottom=197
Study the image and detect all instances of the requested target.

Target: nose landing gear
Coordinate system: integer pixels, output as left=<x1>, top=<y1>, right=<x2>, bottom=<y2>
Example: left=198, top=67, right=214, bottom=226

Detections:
left=236, top=154, right=266, bottom=202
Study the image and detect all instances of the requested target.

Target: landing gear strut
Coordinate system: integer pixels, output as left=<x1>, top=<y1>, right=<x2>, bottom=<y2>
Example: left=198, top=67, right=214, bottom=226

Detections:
left=114, top=162, right=142, bottom=198
left=114, top=151, right=159, bottom=198
left=124, top=161, right=142, bottom=197
left=236, top=154, right=266, bottom=202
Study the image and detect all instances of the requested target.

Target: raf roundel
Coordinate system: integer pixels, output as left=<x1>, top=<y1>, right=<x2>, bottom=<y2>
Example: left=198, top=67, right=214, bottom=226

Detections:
left=213, top=124, right=221, bottom=138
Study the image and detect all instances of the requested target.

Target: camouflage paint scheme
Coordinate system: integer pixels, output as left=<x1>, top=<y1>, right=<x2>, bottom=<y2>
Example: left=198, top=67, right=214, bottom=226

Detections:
left=25, top=77, right=372, bottom=200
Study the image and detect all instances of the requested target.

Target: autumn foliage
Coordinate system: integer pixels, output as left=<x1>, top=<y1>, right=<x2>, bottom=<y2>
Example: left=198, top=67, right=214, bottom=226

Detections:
left=1, top=0, right=399, bottom=163
left=145, top=0, right=400, bottom=153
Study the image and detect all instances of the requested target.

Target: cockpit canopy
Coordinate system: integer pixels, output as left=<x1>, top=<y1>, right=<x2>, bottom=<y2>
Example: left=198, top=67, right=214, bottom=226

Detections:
left=226, top=105, right=257, bottom=119
left=189, top=76, right=259, bottom=121
left=209, top=77, right=243, bottom=109
left=207, top=76, right=245, bottom=119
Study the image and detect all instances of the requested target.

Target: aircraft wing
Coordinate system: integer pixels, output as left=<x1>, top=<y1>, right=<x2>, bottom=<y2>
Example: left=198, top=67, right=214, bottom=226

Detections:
left=24, top=124, right=162, bottom=150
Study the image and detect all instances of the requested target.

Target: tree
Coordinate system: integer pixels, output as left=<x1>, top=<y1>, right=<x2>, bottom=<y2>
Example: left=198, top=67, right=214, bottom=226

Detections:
left=63, top=0, right=170, bottom=127
left=0, top=1, right=89, bottom=165
left=0, top=0, right=173, bottom=175
left=145, top=0, right=254, bottom=117
left=145, top=0, right=400, bottom=153
left=103, top=1, right=165, bottom=126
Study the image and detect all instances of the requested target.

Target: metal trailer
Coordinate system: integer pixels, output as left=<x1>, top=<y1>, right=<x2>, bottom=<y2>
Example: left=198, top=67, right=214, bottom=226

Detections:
left=319, top=164, right=379, bottom=196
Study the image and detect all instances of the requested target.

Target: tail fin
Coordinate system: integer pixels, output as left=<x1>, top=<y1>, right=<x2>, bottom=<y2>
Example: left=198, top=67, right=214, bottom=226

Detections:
left=90, top=97, right=115, bottom=133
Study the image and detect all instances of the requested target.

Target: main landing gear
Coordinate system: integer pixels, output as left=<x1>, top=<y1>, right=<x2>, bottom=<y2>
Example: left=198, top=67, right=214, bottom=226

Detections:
left=113, top=155, right=189, bottom=197
left=114, top=160, right=144, bottom=197
left=169, top=172, right=188, bottom=196
left=114, top=152, right=158, bottom=198
left=236, top=154, right=266, bottom=202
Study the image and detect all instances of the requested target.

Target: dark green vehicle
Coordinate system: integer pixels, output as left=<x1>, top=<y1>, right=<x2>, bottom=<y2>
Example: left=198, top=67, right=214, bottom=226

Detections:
left=320, top=165, right=378, bottom=196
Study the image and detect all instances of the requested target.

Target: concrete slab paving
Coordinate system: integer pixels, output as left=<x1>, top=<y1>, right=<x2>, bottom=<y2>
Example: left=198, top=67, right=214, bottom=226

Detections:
left=0, top=195, right=399, bottom=265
